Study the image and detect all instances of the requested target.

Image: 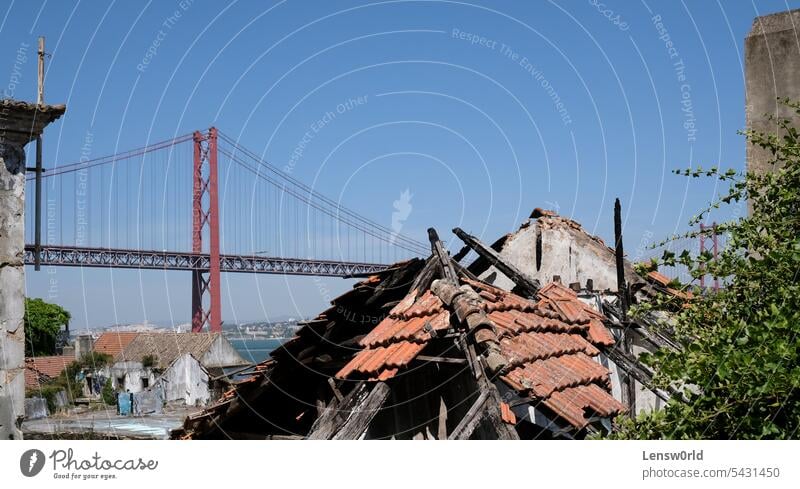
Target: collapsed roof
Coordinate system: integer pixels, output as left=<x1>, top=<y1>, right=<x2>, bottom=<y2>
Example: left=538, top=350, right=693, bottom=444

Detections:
left=174, top=223, right=631, bottom=440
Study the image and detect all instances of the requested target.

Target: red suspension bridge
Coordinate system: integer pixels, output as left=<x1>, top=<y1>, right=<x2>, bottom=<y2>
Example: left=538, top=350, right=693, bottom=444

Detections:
left=25, top=127, right=428, bottom=333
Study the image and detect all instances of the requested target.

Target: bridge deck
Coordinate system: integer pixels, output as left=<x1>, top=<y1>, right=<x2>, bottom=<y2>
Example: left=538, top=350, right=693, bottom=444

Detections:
left=24, top=245, right=390, bottom=277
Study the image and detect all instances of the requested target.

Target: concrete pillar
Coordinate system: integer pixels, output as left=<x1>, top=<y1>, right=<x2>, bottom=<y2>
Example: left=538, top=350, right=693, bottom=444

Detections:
left=0, top=99, right=64, bottom=439
left=745, top=9, right=800, bottom=178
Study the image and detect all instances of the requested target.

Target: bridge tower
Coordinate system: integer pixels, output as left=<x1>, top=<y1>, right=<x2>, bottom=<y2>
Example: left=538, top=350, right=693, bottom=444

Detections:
left=191, top=127, right=222, bottom=332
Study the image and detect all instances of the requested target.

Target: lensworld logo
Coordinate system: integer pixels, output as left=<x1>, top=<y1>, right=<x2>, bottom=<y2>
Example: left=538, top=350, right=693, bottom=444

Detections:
left=18, top=448, right=159, bottom=481
left=20, top=449, right=46, bottom=477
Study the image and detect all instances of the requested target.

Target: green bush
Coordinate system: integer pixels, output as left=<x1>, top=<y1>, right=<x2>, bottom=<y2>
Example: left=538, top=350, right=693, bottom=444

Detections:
left=101, top=378, right=116, bottom=406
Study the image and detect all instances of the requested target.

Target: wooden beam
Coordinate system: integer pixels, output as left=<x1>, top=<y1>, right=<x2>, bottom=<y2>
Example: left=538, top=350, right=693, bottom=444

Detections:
left=308, top=381, right=366, bottom=439
left=332, top=382, right=391, bottom=440
left=327, top=377, right=344, bottom=403
left=428, top=228, right=458, bottom=283
left=452, top=227, right=540, bottom=296
left=448, top=390, right=489, bottom=439
left=437, top=396, right=448, bottom=440
left=415, top=355, right=467, bottom=365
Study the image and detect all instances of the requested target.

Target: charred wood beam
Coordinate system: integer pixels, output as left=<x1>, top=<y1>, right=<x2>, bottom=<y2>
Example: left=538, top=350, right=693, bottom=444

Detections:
left=452, top=243, right=471, bottom=263
left=428, top=228, right=458, bottom=283
left=448, top=390, right=489, bottom=439
left=613, top=198, right=629, bottom=320
left=599, top=344, right=674, bottom=403
left=415, top=355, right=468, bottom=365
left=437, top=396, right=448, bottom=440
left=308, top=381, right=367, bottom=439
left=409, top=255, right=438, bottom=293
left=452, top=227, right=540, bottom=297
left=332, top=381, right=391, bottom=440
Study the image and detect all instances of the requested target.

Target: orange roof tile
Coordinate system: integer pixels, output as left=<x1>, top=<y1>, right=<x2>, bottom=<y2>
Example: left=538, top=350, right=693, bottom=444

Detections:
left=500, top=402, right=517, bottom=424
left=336, top=276, right=625, bottom=430
left=24, top=354, right=75, bottom=388
left=93, top=332, right=139, bottom=357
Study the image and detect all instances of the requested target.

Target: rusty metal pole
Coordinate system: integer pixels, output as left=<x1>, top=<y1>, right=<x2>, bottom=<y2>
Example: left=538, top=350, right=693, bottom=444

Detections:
left=614, top=198, right=627, bottom=321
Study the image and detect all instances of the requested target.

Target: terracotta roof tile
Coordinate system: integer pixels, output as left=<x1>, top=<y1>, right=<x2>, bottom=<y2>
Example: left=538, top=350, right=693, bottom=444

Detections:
left=336, top=275, right=625, bottom=430
left=336, top=341, right=426, bottom=380
left=24, top=354, right=75, bottom=388
left=360, top=290, right=449, bottom=348
left=93, top=332, right=140, bottom=357
left=500, top=402, right=517, bottom=424
left=501, top=352, right=610, bottom=398
left=500, top=332, right=599, bottom=367
left=543, top=384, right=627, bottom=429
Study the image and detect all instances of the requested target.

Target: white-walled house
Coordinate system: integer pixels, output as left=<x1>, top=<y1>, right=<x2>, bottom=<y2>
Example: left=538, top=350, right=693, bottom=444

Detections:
left=106, top=332, right=248, bottom=407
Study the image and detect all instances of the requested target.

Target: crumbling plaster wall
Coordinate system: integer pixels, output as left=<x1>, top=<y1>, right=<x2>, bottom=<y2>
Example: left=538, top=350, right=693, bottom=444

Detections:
left=0, top=139, right=27, bottom=440
left=477, top=216, right=660, bottom=414
left=745, top=9, right=800, bottom=180
left=479, top=217, right=640, bottom=291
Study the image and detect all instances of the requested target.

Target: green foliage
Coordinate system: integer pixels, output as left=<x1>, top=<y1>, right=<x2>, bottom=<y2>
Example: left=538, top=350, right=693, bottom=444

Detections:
left=26, top=384, right=67, bottom=413
left=141, top=354, right=156, bottom=369
left=101, top=378, right=116, bottom=406
left=613, top=99, right=800, bottom=439
left=28, top=352, right=114, bottom=406
left=24, top=298, right=70, bottom=356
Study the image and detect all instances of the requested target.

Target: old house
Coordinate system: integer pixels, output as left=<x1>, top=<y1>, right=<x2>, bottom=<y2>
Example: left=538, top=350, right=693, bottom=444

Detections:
left=109, top=332, right=248, bottom=407
left=24, top=354, right=74, bottom=390
left=174, top=217, right=680, bottom=439
left=461, top=208, right=682, bottom=414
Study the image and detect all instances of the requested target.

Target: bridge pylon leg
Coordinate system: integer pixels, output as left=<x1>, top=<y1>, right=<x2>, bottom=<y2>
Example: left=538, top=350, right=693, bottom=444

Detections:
left=191, top=128, right=222, bottom=333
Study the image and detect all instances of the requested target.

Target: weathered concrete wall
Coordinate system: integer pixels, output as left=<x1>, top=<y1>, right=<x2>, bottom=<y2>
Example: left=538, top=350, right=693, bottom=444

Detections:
left=478, top=216, right=640, bottom=292
left=132, top=387, right=164, bottom=415
left=0, top=100, right=65, bottom=439
left=24, top=397, right=48, bottom=420
left=477, top=215, right=658, bottom=414
left=0, top=139, right=27, bottom=440
left=200, top=335, right=248, bottom=368
left=158, top=353, right=210, bottom=406
left=745, top=9, right=800, bottom=178
left=110, top=361, right=156, bottom=394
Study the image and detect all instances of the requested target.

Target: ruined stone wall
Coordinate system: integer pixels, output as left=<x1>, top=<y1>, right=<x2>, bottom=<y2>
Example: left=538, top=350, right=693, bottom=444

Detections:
left=0, top=140, right=26, bottom=440
left=745, top=9, right=800, bottom=179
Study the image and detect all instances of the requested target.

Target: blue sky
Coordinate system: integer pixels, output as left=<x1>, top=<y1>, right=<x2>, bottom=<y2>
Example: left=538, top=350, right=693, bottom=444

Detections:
left=3, top=0, right=796, bottom=329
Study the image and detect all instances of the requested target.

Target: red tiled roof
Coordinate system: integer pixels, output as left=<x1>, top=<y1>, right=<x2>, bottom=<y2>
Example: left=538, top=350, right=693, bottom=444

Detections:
left=500, top=402, right=517, bottom=424
left=24, top=354, right=75, bottom=388
left=646, top=270, right=694, bottom=301
left=93, top=332, right=139, bottom=357
left=337, top=278, right=625, bottom=429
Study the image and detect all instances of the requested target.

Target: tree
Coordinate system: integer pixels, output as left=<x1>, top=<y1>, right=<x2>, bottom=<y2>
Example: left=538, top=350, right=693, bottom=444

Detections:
left=24, top=298, right=71, bottom=356
left=612, top=99, right=800, bottom=439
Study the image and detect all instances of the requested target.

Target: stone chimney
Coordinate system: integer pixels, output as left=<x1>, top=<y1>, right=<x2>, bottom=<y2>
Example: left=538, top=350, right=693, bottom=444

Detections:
left=0, top=99, right=65, bottom=439
left=745, top=9, right=800, bottom=181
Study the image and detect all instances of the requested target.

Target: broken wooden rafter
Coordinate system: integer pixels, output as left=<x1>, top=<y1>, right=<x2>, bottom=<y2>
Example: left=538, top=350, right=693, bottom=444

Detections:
left=452, top=227, right=540, bottom=297
left=428, top=227, right=458, bottom=283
